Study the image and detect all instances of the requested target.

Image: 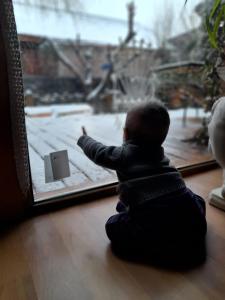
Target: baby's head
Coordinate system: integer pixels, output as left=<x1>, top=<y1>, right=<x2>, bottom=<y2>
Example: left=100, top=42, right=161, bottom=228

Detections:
left=124, top=101, right=170, bottom=147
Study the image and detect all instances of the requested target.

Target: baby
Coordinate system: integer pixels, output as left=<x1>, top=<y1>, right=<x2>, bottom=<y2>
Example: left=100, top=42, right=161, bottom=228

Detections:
left=78, top=101, right=207, bottom=263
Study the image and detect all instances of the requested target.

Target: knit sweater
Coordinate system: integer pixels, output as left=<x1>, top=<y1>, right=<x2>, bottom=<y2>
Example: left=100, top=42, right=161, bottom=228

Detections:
left=77, top=135, right=187, bottom=208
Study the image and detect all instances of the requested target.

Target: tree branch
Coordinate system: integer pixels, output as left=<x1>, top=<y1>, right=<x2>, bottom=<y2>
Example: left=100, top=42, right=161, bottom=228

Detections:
left=115, top=51, right=140, bottom=74
left=48, top=39, right=84, bottom=83
left=87, top=1, right=136, bottom=102
left=70, top=34, right=87, bottom=69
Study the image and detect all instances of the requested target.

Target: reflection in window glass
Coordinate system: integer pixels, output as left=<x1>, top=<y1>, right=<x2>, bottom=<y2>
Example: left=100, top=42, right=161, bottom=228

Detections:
left=13, top=0, right=214, bottom=201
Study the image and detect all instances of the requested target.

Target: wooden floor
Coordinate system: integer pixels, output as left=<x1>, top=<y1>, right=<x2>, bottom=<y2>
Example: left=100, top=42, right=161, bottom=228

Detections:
left=1, top=168, right=225, bottom=300
left=26, top=114, right=212, bottom=201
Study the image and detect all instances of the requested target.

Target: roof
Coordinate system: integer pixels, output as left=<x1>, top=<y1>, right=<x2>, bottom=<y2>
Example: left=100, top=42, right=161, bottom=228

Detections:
left=13, top=2, right=152, bottom=45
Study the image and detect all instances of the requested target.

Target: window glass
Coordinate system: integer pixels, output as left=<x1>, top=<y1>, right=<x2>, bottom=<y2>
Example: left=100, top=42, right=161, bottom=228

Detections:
left=13, top=0, right=213, bottom=201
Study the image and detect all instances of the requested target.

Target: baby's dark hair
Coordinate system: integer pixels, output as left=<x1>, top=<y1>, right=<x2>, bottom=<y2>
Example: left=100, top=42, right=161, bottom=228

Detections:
left=125, top=101, right=170, bottom=146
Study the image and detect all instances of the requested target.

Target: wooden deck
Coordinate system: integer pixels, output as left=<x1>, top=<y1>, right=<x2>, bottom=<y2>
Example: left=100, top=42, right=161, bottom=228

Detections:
left=26, top=113, right=212, bottom=201
left=1, top=169, right=225, bottom=300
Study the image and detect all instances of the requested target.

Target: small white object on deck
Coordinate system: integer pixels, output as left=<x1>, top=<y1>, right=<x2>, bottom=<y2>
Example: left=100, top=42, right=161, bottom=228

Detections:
left=44, top=150, right=70, bottom=183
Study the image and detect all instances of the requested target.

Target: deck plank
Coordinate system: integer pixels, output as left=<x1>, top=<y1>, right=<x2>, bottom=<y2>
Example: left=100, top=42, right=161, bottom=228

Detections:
left=28, top=122, right=93, bottom=184
left=26, top=114, right=212, bottom=200
left=27, top=119, right=116, bottom=181
left=27, top=125, right=93, bottom=194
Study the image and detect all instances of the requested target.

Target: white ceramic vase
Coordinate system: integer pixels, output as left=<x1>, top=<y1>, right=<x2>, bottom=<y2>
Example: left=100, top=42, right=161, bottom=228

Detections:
left=208, top=97, right=225, bottom=206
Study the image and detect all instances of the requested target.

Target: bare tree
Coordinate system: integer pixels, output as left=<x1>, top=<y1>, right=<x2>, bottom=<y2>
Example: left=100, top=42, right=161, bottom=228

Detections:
left=87, top=2, right=137, bottom=101
left=47, top=34, right=93, bottom=93
left=152, top=1, right=175, bottom=49
left=179, top=7, right=203, bottom=61
left=47, top=1, right=137, bottom=102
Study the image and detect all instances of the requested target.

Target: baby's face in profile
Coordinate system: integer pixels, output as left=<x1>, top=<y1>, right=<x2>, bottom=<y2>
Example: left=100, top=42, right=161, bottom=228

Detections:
left=123, top=112, right=137, bottom=142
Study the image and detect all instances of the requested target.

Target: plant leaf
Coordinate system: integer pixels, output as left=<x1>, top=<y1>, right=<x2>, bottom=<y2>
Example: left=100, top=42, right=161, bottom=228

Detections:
left=213, top=4, right=225, bottom=37
left=206, top=16, right=218, bottom=48
left=209, top=0, right=222, bottom=20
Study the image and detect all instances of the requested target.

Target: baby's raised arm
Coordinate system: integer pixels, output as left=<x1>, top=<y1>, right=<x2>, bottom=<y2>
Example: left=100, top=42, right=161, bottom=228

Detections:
left=77, top=128, right=122, bottom=170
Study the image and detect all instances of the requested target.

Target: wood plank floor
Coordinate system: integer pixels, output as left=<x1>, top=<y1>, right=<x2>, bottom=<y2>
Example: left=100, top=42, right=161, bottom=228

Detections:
left=26, top=113, right=212, bottom=201
left=1, top=168, right=225, bottom=300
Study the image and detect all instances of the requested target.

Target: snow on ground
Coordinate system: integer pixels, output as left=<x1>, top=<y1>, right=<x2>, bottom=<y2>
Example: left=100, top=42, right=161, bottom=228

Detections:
left=26, top=106, right=211, bottom=200
left=25, top=104, right=93, bottom=118
left=25, top=104, right=211, bottom=120
left=31, top=107, right=209, bottom=147
left=169, top=108, right=210, bottom=119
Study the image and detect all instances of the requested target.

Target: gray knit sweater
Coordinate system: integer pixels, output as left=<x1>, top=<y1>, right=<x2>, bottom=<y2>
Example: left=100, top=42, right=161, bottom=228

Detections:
left=77, top=135, right=187, bottom=207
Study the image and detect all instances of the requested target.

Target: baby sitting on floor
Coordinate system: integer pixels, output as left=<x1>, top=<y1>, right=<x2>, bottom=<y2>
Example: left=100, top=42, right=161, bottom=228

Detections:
left=77, top=101, right=207, bottom=264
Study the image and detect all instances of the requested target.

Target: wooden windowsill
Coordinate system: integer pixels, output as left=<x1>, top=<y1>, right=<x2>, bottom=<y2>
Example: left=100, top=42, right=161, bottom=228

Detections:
left=32, top=160, right=219, bottom=215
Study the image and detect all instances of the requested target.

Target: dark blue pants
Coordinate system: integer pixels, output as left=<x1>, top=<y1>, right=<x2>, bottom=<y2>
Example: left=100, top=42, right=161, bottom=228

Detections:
left=105, top=189, right=207, bottom=265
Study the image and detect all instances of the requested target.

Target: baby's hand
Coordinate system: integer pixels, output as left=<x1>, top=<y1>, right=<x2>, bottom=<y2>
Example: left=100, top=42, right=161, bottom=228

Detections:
left=82, top=126, right=87, bottom=136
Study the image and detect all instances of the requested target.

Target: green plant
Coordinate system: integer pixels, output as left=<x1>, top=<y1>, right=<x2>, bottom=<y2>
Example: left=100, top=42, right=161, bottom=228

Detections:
left=183, top=0, right=224, bottom=146
left=205, top=0, right=225, bottom=49
left=185, top=0, right=225, bottom=49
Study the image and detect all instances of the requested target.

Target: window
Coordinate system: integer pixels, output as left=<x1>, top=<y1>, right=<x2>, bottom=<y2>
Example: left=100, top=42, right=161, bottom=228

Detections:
left=13, top=0, right=214, bottom=202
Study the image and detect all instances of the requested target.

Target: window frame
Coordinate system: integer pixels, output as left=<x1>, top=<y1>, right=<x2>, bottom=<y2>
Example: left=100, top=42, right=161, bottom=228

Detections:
left=32, top=160, right=218, bottom=214
left=0, top=0, right=219, bottom=220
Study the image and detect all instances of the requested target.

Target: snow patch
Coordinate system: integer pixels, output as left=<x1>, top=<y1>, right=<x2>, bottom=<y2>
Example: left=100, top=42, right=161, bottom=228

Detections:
left=25, top=104, right=93, bottom=117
